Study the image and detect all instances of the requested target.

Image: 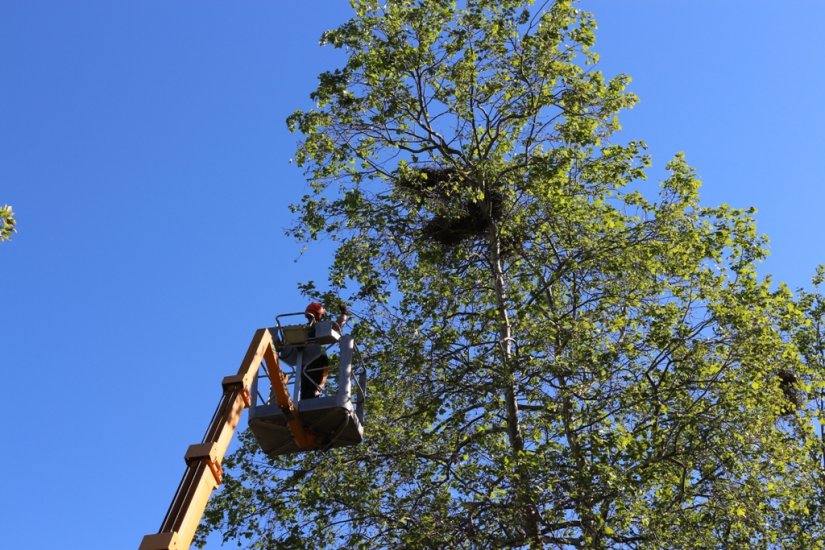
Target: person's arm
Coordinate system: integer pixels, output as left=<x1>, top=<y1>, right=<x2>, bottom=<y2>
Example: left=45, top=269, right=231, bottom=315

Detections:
left=334, top=305, right=349, bottom=331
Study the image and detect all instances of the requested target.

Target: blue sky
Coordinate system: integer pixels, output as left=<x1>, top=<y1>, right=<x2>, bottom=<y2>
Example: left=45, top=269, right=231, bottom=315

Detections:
left=1, top=2, right=824, bottom=549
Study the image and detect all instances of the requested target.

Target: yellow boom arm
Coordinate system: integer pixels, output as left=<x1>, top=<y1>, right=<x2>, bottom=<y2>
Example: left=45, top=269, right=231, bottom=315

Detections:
left=139, top=328, right=314, bottom=550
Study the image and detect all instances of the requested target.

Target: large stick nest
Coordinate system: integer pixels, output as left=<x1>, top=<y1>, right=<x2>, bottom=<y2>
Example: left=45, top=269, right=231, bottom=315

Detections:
left=394, top=166, right=504, bottom=246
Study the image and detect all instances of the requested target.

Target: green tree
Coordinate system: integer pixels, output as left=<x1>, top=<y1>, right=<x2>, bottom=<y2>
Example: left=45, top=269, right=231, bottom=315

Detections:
left=200, top=1, right=824, bottom=547
left=0, top=205, right=15, bottom=242
left=792, top=267, right=825, bottom=542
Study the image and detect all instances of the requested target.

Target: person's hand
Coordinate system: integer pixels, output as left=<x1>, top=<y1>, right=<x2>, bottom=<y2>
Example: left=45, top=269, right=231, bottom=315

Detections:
left=339, top=304, right=350, bottom=315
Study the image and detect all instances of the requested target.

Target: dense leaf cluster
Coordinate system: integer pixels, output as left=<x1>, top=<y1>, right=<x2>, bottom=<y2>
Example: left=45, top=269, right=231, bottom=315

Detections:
left=0, top=204, right=15, bottom=242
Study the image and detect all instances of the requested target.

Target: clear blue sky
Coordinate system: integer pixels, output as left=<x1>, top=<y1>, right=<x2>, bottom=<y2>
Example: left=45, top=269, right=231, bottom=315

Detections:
left=1, top=2, right=824, bottom=549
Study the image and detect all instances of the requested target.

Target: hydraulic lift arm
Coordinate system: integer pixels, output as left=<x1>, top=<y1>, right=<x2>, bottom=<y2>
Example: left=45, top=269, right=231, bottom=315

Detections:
left=139, top=328, right=314, bottom=550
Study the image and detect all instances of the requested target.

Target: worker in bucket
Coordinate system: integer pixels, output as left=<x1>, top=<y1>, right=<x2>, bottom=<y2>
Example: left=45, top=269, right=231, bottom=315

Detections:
left=280, top=302, right=349, bottom=399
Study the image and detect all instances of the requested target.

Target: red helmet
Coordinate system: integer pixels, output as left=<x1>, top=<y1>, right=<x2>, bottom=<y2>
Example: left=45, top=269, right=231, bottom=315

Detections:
left=305, top=302, right=326, bottom=321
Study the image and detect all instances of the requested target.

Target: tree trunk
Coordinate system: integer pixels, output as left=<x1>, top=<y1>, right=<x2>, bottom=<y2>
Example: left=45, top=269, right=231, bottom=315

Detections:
left=489, top=228, right=543, bottom=548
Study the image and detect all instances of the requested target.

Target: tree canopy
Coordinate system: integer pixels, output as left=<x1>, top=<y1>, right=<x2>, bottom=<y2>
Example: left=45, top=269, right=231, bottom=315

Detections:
left=199, top=1, right=825, bottom=547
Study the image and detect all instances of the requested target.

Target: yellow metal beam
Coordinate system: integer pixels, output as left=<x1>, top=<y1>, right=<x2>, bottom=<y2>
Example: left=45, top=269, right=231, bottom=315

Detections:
left=140, top=328, right=273, bottom=550
left=263, top=343, right=317, bottom=449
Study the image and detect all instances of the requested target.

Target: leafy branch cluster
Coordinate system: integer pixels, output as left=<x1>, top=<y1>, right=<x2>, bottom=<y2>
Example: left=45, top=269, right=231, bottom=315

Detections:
left=1, top=204, right=16, bottom=242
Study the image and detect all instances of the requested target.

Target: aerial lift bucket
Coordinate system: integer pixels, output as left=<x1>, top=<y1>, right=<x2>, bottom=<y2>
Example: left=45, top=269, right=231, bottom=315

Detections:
left=248, top=315, right=365, bottom=457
